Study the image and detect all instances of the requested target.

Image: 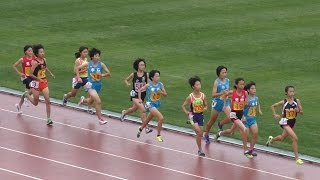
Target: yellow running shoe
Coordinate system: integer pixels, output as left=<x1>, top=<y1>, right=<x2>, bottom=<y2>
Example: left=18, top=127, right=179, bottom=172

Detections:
left=156, top=135, right=163, bottom=142
left=296, top=159, right=304, bottom=165
left=244, top=150, right=253, bottom=159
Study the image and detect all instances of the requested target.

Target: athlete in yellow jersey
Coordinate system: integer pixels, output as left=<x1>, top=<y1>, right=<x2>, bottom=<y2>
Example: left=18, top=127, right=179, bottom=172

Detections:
left=62, top=46, right=89, bottom=107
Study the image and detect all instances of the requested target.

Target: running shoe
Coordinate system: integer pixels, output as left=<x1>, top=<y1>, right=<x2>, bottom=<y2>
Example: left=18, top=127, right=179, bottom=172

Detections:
left=156, top=135, right=163, bottom=142
left=137, top=128, right=142, bottom=138
left=249, top=149, right=257, bottom=157
left=15, top=104, right=22, bottom=114
left=78, top=96, right=85, bottom=106
left=198, top=150, right=205, bottom=157
left=47, top=118, right=53, bottom=125
left=266, top=136, right=273, bottom=147
left=204, top=134, right=210, bottom=144
left=296, top=159, right=304, bottom=165
left=99, top=118, right=108, bottom=125
left=145, top=126, right=153, bottom=134
left=244, top=150, right=253, bottom=159
left=62, top=94, right=68, bottom=106
left=120, top=110, right=126, bottom=122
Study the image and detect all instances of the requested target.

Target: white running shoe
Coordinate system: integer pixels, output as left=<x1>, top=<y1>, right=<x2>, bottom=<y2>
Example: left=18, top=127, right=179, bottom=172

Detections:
left=15, top=104, right=22, bottom=114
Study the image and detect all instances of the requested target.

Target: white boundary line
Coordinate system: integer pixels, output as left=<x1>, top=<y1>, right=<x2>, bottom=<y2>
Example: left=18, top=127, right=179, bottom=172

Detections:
left=0, top=107, right=298, bottom=180
left=0, top=146, right=126, bottom=180
left=1, top=88, right=319, bottom=165
left=0, top=168, right=43, bottom=180
left=0, top=126, right=214, bottom=180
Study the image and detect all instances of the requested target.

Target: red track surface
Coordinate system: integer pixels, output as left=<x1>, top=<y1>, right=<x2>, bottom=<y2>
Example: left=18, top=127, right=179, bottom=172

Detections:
left=0, top=93, right=318, bottom=180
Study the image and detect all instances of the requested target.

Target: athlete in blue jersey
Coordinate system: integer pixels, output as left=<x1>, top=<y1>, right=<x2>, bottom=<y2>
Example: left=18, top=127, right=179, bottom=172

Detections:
left=204, top=66, right=231, bottom=144
left=243, top=82, right=262, bottom=156
left=75, top=48, right=111, bottom=125
left=137, top=70, right=167, bottom=142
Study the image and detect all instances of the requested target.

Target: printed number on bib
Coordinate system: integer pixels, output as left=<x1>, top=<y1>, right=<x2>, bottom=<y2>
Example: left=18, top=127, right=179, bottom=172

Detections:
left=84, top=82, right=92, bottom=91
left=151, top=92, right=161, bottom=101
left=233, top=102, right=244, bottom=111
left=212, top=101, right=217, bottom=108
left=130, top=90, right=137, bottom=97
left=193, top=105, right=203, bottom=113
left=29, top=81, right=39, bottom=88
left=72, top=78, right=78, bottom=88
left=285, top=109, right=296, bottom=119
left=230, top=112, right=237, bottom=119
left=248, top=107, right=256, bottom=117
left=279, top=118, right=288, bottom=125
left=145, top=102, right=151, bottom=109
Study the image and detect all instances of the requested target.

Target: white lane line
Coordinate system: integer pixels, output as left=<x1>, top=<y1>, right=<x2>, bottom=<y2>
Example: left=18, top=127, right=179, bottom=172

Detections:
left=0, top=107, right=297, bottom=180
left=0, top=126, right=213, bottom=180
left=0, top=168, right=43, bottom=180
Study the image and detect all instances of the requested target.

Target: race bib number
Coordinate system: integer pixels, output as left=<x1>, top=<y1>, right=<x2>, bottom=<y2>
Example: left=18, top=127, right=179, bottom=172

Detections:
left=130, top=90, right=137, bottom=97
left=151, top=92, right=161, bottom=101
left=72, top=78, right=78, bottom=88
left=134, top=83, right=145, bottom=92
left=212, top=101, right=217, bottom=108
left=230, top=112, right=237, bottom=119
left=193, top=105, right=203, bottom=113
left=24, top=67, right=31, bottom=76
left=285, top=109, right=296, bottom=119
left=145, top=102, right=151, bottom=109
left=84, top=82, right=92, bottom=91
left=233, top=102, right=244, bottom=111
left=38, top=70, right=46, bottom=79
left=248, top=107, right=256, bottom=117
left=91, top=73, right=101, bottom=81
left=29, top=81, right=39, bottom=88
left=279, top=118, right=288, bottom=125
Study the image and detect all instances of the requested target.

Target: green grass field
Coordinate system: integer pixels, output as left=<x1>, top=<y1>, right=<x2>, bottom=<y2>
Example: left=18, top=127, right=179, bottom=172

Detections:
left=1, top=0, right=319, bottom=157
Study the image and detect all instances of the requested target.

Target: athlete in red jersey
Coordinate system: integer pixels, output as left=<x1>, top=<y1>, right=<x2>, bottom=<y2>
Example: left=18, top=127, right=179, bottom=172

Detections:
left=13, top=45, right=36, bottom=112
left=217, top=78, right=253, bottom=158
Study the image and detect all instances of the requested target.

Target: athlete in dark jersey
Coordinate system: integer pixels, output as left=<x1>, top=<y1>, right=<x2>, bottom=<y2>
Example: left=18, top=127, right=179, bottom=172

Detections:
left=121, top=58, right=152, bottom=133
left=266, top=86, right=304, bottom=165
left=23, top=44, right=55, bottom=125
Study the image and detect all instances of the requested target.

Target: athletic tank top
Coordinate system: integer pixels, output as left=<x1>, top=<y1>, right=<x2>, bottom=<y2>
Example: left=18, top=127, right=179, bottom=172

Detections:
left=22, top=55, right=36, bottom=76
left=244, top=95, right=258, bottom=118
left=282, top=98, right=298, bottom=120
left=231, top=90, right=247, bottom=111
left=190, top=92, right=205, bottom=113
left=146, top=82, right=162, bottom=103
left=77, top=58, right=88, bottom=78
left=88, top=61, right=103, bottom=84
left=214, top=78, right=230, bottom=100
left=33, top=59, right=47, bottom=79
left=132, top=72, right=147, bottom=92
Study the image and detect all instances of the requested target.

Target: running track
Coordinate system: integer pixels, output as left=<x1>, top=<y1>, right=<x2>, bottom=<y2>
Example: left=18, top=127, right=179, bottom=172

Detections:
left=0, top=93, right=318, bottom=180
